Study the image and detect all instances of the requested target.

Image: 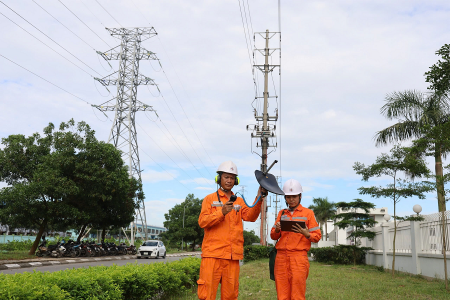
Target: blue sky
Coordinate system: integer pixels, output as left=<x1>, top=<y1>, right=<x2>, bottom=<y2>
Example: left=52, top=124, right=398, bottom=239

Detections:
left=1, top=0, right=449, bottom=243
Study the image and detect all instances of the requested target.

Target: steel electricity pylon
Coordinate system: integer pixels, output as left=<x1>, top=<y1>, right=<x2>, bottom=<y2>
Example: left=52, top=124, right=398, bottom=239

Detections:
left=248, top=29, right=280, bottom=246
left=92, top=27, right=159, bottom=245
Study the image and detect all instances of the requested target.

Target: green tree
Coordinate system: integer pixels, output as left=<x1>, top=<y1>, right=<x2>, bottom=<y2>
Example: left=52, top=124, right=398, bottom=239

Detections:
left=425, top=44, right=450, bottom=96
left=354, top=145, right=429, bottom=276
left=308, top=197, right=336, bottom=241
left=375, top=44, right=450, bottom=214
left=334, top=199, right=377, bottom=265
left=0, top=120, right=139, bottom=255
left=162, top=194, right=203, bottom=251
left=243, top=229, right=260, bottom=246
left=408, top=123, right=450, bottom=288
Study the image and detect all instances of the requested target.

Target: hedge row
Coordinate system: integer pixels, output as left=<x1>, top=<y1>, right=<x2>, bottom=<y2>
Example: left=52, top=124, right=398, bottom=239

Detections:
left=309, top=245, right=372, bottom=265
left=243, top=245, right=271, bottom=262
left=0, top=257, right=201, bottom=300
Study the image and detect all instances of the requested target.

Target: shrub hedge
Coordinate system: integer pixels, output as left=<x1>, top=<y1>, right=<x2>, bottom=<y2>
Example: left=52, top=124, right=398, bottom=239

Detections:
left=0, top=239, right=34, bottom=251
left=308, top=245, right=372, bottom=265
left=243, top=245, right=271, bottom=262
left=0, top=257, right=201, bottom=300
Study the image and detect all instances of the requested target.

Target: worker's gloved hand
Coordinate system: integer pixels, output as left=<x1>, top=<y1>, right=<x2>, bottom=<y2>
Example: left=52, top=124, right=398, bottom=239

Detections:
left=222, top=201, right=234, bottom=216
left=258, top=186, right=268, bottom=198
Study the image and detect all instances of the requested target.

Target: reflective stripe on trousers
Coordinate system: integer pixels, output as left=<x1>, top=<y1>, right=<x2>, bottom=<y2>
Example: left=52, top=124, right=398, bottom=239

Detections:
left=198, top=257, right=240, bottom=300
left=275, top=251, right=310, bottom=300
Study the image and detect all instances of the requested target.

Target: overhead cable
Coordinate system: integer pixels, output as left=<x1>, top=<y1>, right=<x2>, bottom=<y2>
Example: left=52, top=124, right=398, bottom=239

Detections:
left=32, top=0, right=95, bottom=50
left=1, top=54, right=92, bottom=105
left=128, top=0, right=218, bottom=172
left=58, top=0, right=112, bottom=48
left=94, top=0, right=123, bottom=27
left=136, top=121, right=212, bottom=187
left=0, top=12, right=94, bottom=78
left=158, top=65, right=216, bottom=178
left=158, top=89, right=215, bottom=180
left=0, top=1, right=102, bottom=77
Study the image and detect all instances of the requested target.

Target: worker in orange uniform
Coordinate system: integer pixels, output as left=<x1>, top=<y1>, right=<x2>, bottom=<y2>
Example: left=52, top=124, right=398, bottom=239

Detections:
left=270, top=179, right=321, bottom=300
left=197, top=161, right=266, bottom=300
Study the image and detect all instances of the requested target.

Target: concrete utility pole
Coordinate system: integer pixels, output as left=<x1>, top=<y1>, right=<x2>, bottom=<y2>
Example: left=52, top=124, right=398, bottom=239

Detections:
left=249, top=29, right=280, bottom=245
left=93, top=27, right=159, bottom=245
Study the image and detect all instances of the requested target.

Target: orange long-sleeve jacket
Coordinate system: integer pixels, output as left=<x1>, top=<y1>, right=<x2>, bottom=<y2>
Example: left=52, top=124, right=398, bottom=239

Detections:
left=199, top=189, right=262, bottom=260
left=270, top=204, right=321, bottom=253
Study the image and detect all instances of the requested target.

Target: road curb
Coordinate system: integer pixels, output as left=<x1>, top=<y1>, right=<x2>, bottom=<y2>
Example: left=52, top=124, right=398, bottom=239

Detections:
left=0, top=253, right=201, bottom=271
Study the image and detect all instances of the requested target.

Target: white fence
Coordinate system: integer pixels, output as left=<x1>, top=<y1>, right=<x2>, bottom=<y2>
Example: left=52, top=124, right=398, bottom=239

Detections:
left=365, top=211, right=450, bottom=279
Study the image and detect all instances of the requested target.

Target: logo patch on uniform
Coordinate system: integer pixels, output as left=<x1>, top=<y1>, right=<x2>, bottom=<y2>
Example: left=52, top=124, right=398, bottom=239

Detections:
left=233, top=204, right=241, bottom=212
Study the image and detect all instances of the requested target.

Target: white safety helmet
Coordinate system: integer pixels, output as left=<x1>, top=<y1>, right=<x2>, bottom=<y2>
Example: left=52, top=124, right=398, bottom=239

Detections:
left=216, top=161, right=238, bottom=175
left=283, top=179, right=303, bottom=195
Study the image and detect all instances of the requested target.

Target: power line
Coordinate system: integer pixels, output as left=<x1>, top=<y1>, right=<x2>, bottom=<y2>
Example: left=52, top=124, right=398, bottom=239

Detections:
left=155, top=40, right=218, bottom=168
left=147, top=108, right=212, bottom=186
left=32, top=0, right=95, bottom=50
left=127, top=0, right=218, bottom=172
left=158, top=64, right=216, bottom=177
left=237, top=0, right=257, bottom=95
left=138, top=146, right=193, bottom=193
left=1, top=53, right=91, bottom=105
left=58, top=0, right=112, bottom=48
left=78, top=0, right=108, bottom=28
left=0, top=11, right=94, bottom=78
left=157, top=88, right=215, bottom=180
left=278, top=0, right=282, bottom=177
left=0, top=1, right=102, bottom=77
left=94, top=0, right=123, bottom=27
left=136, top=121, right=212, bottom=187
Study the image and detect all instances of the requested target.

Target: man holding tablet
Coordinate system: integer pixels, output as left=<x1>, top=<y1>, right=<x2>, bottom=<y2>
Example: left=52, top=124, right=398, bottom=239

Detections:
left=270, top=179, right=322, bottom=300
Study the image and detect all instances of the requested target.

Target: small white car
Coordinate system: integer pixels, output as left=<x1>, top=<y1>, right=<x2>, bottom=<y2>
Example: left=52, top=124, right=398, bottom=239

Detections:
left=137, top=240, right=166, bottom=259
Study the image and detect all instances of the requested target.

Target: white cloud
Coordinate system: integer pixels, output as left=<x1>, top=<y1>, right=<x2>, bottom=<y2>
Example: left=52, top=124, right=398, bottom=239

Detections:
left=180, top=178, right=215, bottom=185
left=141, top=170, right=178, bottom=183
left=195, top=187, right=214, bottom=190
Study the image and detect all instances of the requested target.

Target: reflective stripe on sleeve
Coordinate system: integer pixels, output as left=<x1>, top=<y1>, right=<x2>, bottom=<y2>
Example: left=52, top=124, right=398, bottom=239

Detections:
left=292, top=217, right=307, bottom=220
left=309, top=226, right=320, bottom=232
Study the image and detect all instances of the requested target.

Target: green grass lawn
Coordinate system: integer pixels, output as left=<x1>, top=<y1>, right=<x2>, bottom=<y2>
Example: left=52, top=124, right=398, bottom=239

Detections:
left=170, top=259, right=449, bottom=300
left=0, top=250, right=33, bottom=260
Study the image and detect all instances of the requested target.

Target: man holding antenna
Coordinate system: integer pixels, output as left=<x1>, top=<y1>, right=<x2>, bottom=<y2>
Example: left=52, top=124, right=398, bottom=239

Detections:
left=197, top=160, right=267, bottom=300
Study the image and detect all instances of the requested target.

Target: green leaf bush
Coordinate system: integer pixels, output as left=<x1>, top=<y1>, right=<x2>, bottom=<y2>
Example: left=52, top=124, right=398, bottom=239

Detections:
left=243, top=245, right=271, bottom=262
left=0, top=257, right=200, bottom=300
left=309, top=245, right=372, bottom=265
left=0, top=239, right=34, bottom=251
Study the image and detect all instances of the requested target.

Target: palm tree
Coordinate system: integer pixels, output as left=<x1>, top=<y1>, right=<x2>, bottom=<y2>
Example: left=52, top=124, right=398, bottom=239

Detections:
left=375, top=90, right=450, bottom=212
left=308, top=197, right=336, bottom=241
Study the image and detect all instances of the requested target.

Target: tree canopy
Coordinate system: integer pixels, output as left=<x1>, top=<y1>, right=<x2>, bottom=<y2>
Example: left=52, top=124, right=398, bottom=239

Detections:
left=308, top=197, right=336, bottom=241
left=161, top=194, right=204, bottom=251
left=0, top=120, right=140, bottom=254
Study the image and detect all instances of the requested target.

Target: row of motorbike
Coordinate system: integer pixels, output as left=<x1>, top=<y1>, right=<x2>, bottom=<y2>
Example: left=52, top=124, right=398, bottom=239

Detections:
left=35, top=238, right=137, bottom=258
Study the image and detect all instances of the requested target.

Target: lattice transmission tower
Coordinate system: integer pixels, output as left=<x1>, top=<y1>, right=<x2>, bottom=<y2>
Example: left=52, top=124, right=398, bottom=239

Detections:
left=92, top=27, right=159, bottom=245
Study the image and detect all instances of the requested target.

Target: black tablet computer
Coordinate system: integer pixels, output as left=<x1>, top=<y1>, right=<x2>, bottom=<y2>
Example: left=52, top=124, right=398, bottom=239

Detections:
left=280, top=220, right=306, bottom=232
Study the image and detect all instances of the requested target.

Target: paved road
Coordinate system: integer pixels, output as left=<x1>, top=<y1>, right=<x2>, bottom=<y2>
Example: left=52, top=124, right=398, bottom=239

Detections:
left=0, top=254, right=201, bottom=275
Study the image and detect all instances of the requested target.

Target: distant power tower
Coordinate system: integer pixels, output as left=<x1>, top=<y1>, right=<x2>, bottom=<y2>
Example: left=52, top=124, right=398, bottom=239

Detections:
left=93, top=27, right=159, bottom=245
left=247, top=30, right=280, bottom=246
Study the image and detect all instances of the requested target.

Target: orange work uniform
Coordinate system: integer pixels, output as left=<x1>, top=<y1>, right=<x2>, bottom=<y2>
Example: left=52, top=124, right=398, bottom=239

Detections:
left=197, top=189, right=262, bottom=300
left=270, top=205, right=321, bottom=300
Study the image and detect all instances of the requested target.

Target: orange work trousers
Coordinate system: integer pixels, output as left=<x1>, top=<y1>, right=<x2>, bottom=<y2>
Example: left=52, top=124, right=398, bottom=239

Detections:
left=274, top=251, right=310, bottom=300
left=197, top=257, right=240, bottom=300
